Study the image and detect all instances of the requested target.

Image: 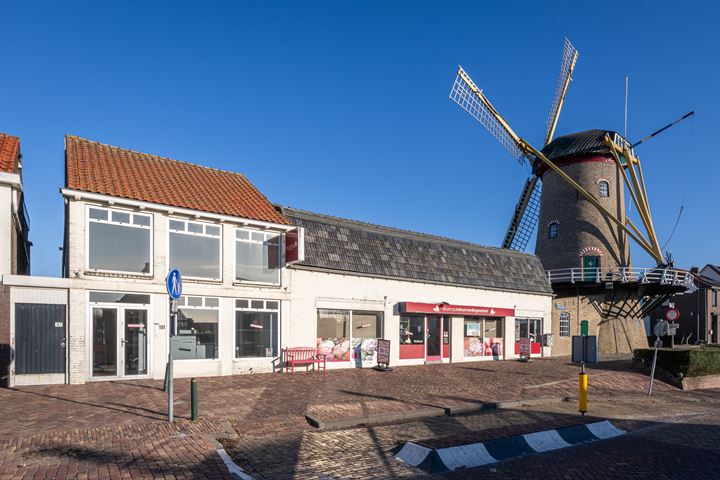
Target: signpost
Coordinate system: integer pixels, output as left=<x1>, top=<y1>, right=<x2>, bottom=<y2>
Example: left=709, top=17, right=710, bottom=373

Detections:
left=166, top=268, right=182, bottom=422
left=373, top=339, right=393, bottom=371
left=648, top=319, right=672, bottom=397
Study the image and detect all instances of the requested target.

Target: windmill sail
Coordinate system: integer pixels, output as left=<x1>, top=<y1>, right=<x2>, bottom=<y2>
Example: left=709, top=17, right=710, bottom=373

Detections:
left=502, top=176, right=542, bottom=251
left=544, top=38, right=579, bottom=146
left=449, top=67, right=531, bottom=166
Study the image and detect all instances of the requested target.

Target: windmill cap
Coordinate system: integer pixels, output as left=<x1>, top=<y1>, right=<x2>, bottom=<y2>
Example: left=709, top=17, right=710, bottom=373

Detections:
left=540, top=129, right=622, bottom=161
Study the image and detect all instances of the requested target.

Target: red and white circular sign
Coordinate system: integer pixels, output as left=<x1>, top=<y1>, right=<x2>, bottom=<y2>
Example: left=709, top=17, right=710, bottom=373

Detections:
left=664, top=307, right=680, bottom=322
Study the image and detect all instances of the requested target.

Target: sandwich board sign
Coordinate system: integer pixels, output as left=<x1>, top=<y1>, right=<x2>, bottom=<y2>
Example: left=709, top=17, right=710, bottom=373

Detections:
left=374, top=339, right=392, bottom=371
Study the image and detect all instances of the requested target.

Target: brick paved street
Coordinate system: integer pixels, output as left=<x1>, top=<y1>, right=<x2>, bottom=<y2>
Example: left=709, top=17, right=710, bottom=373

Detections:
left=0, top=357, right=696, bottom=479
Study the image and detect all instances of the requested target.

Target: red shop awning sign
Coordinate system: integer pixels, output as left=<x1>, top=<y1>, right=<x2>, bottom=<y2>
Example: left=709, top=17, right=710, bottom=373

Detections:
left=398, top=302, right=515, bottom=317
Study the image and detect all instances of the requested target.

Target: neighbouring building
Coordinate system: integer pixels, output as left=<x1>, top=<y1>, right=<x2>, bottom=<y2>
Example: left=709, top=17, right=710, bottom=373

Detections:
left=2, top=135, right=553, bottom=386
left=281, top=207, right=553, bottom=368
left=0, top=133, right=31, bottom=387
left=649, top=265, right=720, bottom=345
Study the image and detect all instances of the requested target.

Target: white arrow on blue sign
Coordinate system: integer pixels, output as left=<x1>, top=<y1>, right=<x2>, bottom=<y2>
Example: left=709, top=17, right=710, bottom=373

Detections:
left=166, top=269, right=183, bottom=300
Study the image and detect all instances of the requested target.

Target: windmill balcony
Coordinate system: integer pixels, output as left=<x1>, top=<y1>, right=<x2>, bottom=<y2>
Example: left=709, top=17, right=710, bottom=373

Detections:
left=546, top=267, right=696, bottom=288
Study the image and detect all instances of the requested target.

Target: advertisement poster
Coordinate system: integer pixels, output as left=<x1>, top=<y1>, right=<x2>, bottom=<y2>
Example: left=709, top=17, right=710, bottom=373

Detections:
left=352, top=338, right=378, bottom=367
left=484, top=337, right=503, bottom=357
left=464, top=336, right=484, bottom=357
left=376, top=339, right=390, bottom=365
left=317, top=337, right=350, bottom=362
left=317, top=337, right=378, bottom=366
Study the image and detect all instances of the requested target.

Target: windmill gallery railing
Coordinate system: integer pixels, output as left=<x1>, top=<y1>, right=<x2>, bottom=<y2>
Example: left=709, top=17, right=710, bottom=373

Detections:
left=546, top=267, right=695, bottom=288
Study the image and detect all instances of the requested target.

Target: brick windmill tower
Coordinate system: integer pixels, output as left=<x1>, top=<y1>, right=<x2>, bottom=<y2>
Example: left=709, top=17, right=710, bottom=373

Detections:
left=449, top=38, right=694, bottom=355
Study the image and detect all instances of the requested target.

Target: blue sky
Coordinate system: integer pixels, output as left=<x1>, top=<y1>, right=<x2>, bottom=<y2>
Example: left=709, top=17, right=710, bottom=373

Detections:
left=1, top=1, right=718, bottom=277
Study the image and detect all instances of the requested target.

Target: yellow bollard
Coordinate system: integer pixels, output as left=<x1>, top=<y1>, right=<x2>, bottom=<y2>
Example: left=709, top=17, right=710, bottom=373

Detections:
left=578, top=371, right=588, bottom=415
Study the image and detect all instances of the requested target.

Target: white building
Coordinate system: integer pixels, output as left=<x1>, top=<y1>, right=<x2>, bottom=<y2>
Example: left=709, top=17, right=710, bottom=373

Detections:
left=0, top=133, right=31, bottom=387
left=3, top=136, right=553, bottom=386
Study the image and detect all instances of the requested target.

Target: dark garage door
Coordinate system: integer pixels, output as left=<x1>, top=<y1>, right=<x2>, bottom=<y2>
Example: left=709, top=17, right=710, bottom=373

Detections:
left=15, top=303, right=66, bottom=375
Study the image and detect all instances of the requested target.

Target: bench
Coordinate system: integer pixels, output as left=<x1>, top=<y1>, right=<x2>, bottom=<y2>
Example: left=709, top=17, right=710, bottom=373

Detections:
left=284, top=347, right=326, bottom=374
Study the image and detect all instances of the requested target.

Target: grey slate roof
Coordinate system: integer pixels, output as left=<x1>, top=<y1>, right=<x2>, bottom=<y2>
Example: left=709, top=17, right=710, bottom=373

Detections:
left=540, top=129, right=620, bottom=161
left=280, top=206, right=553, bottom=295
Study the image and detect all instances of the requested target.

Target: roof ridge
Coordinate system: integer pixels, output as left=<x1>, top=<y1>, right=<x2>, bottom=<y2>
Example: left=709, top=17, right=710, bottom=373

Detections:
left=279, top=205, right=539, bottom=258
left=65, top=134, right=249, bottom=179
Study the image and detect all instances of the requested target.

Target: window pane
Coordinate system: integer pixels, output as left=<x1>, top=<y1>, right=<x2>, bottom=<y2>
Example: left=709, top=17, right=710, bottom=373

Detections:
left=236, top=229, right=250, bottom=240
left=251, top=231, right=265, bottom=242
left=173, top=308, right=218, bottom=360
left=89, top=208, right=108, bottom=221
left=187, top=296, right=203, bottom=307
left=236, top=299, right=249, bottom=309
left=169, top=220, right=185, bottom=231
left=317, top=309, right=350, bottom=362
left=169, top=232, right=221, bottom=279
left=235, top=241, right=280, bottom=283
left=188, top=222, right=203, bottom=234
left=251, top=300, right=264, bottom=309
left=464, top=318, right=483, bottom=357
left=235, top=311, right=277, bottom=357
left=89, top=222, right=151, bottom=273
left=400, top=315, right=424, bottom=345
left=484, top=318, right=503, bottom=338
left=89, top=292, right=151, bottom=304
left=111, top=211, right=130, bottom=224
left=93, top=308, right=117, bottom=376
left=351, top=311, right=382, bottom=365
left=205, top=297, right=219, bottom=308
left=206, top=225, right=221, bottom=237
left=133, top=215, right=151, bottom=227
left=266, top=301, right=279, bottom=310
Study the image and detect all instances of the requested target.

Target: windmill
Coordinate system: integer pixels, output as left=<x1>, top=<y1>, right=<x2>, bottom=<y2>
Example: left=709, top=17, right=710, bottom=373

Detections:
left=449, top=38, right=664, bottom=266
left=448, top=38, right=695, bottom=353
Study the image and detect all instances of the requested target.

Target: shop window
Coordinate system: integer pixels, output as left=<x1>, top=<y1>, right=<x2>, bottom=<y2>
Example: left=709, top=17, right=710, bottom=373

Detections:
left=87, top=206, right=152, bottom=274
left=399, top=315, right=425, bottom=359
left=169, top=218, right=221, bottom=280
left=598, top=180, right=610, bottom=198
left=317, top=309, right=382, bottom=365
left=173, top=296, right=219, bottom=360
left=463, top=317, right=504, bottom=358
left=235, top=299, right=279, bottom=358
left=559, top=313, right=570, bottom=337
left=235, top=228, right=281, bottom=284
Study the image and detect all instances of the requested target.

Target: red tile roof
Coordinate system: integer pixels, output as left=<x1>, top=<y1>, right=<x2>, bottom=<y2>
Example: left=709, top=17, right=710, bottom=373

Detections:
left=65, top=136, right=290, bottom=225
left=0, top=133, right=20, bottom=174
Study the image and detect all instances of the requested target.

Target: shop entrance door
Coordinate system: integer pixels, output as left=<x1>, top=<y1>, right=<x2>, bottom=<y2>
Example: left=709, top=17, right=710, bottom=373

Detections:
left=92, top=307, right=148, bottom=378
left=426, top=315, right=442, bottom=361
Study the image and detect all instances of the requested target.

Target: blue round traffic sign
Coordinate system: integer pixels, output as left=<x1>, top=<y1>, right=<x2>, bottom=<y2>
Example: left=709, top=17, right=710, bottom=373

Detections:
left=166, top=269, right=182, bottom=300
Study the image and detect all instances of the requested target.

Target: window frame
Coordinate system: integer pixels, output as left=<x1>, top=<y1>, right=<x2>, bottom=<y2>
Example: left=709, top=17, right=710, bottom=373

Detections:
left=548, top=222, right=559, bottom=239
left=559, top=312, right=570, bottom=337
left=86, top=205, right=154, bottom=276
left=173, top=295, right=221, bottom=362
left=598, top=180, right=610, bottom=198
left=233, top=227, right=282, bottom=286
left=167, top=217, right=223, bottom=281
left=234, top=298, right=280, bottom=359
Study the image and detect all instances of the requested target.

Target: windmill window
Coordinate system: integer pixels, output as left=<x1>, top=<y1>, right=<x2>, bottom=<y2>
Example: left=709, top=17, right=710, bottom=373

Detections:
left=548, top=222, right=559, bottom=239
left=598, top=180, right=610, bottom=198
left=559, top=313, right=570, bottom=337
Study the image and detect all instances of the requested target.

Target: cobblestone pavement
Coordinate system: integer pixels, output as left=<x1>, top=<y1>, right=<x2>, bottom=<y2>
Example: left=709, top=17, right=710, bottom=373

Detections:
left=447, top=402, right=720, bottom=479
left=0, top=357, right=685, bottom=478
left=220, top=391, right=720, bottom=479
